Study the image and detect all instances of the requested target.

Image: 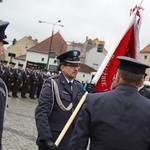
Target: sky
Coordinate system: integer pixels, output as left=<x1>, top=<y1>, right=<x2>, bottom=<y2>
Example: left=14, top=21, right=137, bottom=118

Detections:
left=0, top=0, right=150, bottom=51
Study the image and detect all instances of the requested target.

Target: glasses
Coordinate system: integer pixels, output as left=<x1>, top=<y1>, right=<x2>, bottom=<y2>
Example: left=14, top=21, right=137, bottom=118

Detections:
left=65, top=64, right=80, bottom=69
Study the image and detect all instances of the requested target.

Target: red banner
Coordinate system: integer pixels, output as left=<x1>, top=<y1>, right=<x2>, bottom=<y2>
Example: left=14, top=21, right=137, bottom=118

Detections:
left=95, top=25, right=136, bottom=91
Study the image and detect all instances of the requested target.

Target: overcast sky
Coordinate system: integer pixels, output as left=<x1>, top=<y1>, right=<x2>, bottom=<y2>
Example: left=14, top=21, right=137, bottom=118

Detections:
left=0, top=0, right=150, bottom=50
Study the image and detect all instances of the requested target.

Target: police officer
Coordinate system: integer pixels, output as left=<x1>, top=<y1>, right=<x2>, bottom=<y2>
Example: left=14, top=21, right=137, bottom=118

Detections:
left=69, top=56, right=150, bottom=150
left=35, top=50, right=84, bottom=150
left=29, top=66, right=41, bottom=99
left=21, top=65, right=31, bottom=98
left=0, top=21, right=9, bottom=150
left=0, top=60, right=5, bottom=78
left=6, top=61, right=16, bottom=97
left=36, top=69, right=47, bottom=99
left=12, top=63, right=23, bottom=98
left=138, top=73, right=150, bottom=99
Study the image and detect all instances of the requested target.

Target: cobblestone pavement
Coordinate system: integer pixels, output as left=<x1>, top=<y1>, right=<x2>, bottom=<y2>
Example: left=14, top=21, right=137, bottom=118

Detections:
left=2, top=92, right=90, bottom=150
left=2, top=92, right=38, bottom=150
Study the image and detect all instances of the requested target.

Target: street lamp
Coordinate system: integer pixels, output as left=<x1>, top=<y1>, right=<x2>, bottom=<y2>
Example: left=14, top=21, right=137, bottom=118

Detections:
left=39, top=20, right=64, bottom=70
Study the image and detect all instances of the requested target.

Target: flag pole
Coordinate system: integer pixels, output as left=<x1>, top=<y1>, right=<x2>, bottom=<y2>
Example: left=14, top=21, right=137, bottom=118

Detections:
left=55, top=5, right=139, bottom=147
left=140, top=0, right=143, bottom=5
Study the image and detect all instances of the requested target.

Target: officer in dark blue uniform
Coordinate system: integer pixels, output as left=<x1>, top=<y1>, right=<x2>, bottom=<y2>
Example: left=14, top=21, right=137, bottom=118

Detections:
left=0, top=60, right=8, bottom=82
left=35, top=50, right=84, bottom=150
left=29, top=66, right=41, bottom=99
left=12, top=63, right=23, bottom=98
left=0, top=60, right=5, bottom=78
left=6, top=62, right=16, bottom=97
left=138, top=73, right=150, bottom=99
left=21, top=65, right=32, bottom=98
left=0, top=21, right=9, bottom=150
left=69, top=56, right=150, bottom=150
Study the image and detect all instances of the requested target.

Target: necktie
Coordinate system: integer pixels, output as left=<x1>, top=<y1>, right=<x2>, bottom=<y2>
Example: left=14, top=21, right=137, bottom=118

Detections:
left=69, top=82, right=72, bottom=91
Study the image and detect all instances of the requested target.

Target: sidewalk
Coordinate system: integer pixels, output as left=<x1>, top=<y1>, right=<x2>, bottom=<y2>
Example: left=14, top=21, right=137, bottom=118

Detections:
left=2, top=92, right=38, bottom=150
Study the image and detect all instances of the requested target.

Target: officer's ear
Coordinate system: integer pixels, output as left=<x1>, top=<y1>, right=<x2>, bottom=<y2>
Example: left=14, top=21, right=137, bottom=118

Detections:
left=115, top=70, right=120, bottom=86
left=139, top=75, right=145, bottom=87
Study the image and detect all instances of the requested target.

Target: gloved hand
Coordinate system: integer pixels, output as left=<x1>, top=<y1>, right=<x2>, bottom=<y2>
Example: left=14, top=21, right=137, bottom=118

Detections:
left=43, top=139, right=58, bottom=150
left=86, top=83, right=95, bottom=93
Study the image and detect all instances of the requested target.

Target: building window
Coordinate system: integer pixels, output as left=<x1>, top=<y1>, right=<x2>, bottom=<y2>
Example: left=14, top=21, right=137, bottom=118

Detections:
left=50, top=52, right=56, bottom=58
left=54, top=60, right=57, bottom=63
left=83, top=74, right=85, bottom=77
left=144, top=55, right=147, bottom=59
left=93, top=63, right=98, bottom=66
left=97, top=44, right=104, bottom=52
left=42, top=58, right=44, bottom=61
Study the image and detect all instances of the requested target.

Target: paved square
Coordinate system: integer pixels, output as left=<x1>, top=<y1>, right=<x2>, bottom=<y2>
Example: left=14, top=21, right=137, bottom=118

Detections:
left=2, top=93, right=38, bottom=150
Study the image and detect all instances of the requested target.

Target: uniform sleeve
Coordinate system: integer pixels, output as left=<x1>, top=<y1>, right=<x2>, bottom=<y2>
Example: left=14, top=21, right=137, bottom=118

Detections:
left=35, top=79, right=54, bottom=142
left=0, top=80, right=7, bottom=145
left=69, top=97, right=90, bottom=150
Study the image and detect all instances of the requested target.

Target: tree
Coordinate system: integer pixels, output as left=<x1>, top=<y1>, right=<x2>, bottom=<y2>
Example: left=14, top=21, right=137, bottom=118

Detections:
left=0, top=0, right=3, bottom=2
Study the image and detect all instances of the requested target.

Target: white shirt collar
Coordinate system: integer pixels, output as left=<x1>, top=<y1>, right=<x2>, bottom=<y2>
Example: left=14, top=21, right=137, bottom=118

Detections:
left=65, top=77, right=74, bottom=83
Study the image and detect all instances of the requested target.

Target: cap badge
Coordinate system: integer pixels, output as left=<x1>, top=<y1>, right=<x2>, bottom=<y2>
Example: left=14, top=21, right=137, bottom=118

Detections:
left=73, top=51, right=78, bottom=56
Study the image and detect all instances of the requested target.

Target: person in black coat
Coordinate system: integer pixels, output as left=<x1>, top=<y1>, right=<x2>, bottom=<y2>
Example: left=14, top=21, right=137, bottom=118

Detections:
left=138, top=85, right=150, bottom=99
left=138, top=74, right=150, bottom=99
left=29, top=66, right=41, bottom=99
left=12, top=63, right=23, bottom=98
left=35, top=50, right=84, bottom=150
left=21, top=65, right=32, bottom=98
left=69, top=56, right=150, bottom=150
left=0, top=60, right=8, bottom=84
left=0, top=21, right=9, bottom=150
left=6, top=62, right=16, bottom=97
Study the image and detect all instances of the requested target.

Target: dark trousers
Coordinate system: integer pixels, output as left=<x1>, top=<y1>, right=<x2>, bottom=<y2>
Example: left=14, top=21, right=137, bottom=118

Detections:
left=21, top=81, right=29, bottom=96
left=30, top=83, right=37, bottom=98
left=6, top=79, right=12, bottom=93
left=12, top=80, right=21, bottom=96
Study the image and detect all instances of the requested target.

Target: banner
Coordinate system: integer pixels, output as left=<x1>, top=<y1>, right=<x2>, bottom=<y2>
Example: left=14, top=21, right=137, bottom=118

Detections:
left=92, top=6, right=142, bottom=91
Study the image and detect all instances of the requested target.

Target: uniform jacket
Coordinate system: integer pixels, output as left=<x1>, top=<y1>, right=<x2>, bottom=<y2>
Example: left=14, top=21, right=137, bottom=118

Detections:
left=7, top=66, right=14, bottom=80
left=22, top=70, right=30, bottom=82
left=0, top=78, right=7, bottom=149
left=12, top=68, right=23, bottom=82
left=35, top=73, right=84, bottom=150
left=139, top=86, right=150, bottom=99
left=0, top=65, right=4, bottom=77
left=0, top=65, right=8, bottom=82
left=69, top=84, right=150, bottom=150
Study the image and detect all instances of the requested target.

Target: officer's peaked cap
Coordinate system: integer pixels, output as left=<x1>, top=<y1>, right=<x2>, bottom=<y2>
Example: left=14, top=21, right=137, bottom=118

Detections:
left=57, top=50, right=81, bottom=64
left=117, top=56, right=150, bottom=75
left=1, top=60, right=8, bottom=63
left=9, top=61, right=16, bottom=65
left=0, top=21, right=9, bottom=45
left=18, top=63, right=23, bottom=67
left=34, top=66, right=41, bottom=70
left=3, top=60, right=8, bottom=63
left=26, top=65, right=32, bottom=68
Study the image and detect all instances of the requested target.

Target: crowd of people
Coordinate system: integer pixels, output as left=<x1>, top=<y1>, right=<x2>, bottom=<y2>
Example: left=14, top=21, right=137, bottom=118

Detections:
left=0, top=61, right=58, bottom=99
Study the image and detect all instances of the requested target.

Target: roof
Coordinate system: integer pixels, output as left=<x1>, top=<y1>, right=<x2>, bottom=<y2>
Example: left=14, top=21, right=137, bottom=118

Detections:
left=79, top=64, right=96, bottom=73
left=28, top=32, right=67, bottom=56
left=140, top=44, right=150, bottom=53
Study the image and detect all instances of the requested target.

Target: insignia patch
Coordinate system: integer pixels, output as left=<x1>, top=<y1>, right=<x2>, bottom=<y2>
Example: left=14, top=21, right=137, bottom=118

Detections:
left=0, top=87, right=6, bottom=96
left=73, top=51, right=78, bottom=56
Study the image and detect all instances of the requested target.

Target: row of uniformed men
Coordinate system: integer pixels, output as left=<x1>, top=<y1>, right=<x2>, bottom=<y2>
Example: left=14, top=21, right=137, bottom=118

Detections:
left=0, top=61, right=51, bottom=99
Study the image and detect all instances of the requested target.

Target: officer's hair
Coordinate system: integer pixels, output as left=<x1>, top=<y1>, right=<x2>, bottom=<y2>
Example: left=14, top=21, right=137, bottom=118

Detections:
left=58, top=62, right=67, bottom=71
left=119, top=69, right=143, bottom=86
